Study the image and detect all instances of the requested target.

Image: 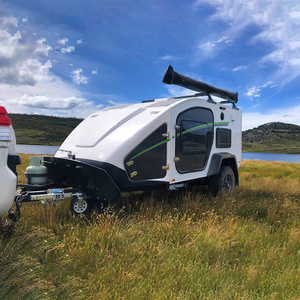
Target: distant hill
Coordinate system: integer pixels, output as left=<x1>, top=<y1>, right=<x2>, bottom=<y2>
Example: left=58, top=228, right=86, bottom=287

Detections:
left=8, top=114, right=83, bottom=146
left=242, top=122, right=300, bottom=154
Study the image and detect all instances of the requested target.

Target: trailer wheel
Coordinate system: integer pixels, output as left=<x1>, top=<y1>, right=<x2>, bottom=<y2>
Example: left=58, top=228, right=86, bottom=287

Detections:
left=70, top=197, right=89, bottom=215
left=208, top=165, right=235, bottom=196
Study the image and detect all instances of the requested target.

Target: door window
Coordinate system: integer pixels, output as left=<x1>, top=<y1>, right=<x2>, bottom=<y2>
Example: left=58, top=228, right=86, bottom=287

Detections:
left=180, top=120, right=208, bottom=155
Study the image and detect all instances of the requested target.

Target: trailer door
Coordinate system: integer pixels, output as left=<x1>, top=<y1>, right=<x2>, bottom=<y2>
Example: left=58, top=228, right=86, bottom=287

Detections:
left=175, top=107, right=214, bottom=173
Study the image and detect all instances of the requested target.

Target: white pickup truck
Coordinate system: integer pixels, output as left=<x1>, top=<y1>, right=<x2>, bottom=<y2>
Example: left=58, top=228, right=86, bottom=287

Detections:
left=0, top=106, right=20, bottom=217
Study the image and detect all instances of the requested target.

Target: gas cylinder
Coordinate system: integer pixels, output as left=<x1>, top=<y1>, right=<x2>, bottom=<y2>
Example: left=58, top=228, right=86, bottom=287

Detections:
left=0, top=106, right=17, bottom=217
left=25, top=156, right=48, bottom=185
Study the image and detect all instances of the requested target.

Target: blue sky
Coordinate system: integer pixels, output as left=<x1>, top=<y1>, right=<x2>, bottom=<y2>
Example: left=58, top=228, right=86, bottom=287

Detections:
left=0, top=0, right=299, bottom=130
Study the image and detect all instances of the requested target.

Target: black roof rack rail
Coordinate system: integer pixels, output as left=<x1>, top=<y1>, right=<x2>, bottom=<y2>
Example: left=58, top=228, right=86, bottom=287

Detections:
left=142, top=99, right=155, bottom=103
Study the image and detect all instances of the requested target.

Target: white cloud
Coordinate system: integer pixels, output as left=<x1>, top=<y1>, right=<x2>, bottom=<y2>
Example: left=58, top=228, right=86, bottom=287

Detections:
left=71, top=68, right=88, bottom=85
left=91, top=69, right=98, bottom=75
left=195, top=0, right=300, bottom=84
left=22, top=17, right=28, bottom=23
left=244, top=81, right=277, bottom=99
left=0, top=14, right=98, bottom=118
left=107, top=100, right=119, bottom=106
left=35, top=38, right=52, bottom=58
left=245, top=86, right=261, bottom=99
left=76, top=39, right=82, bottom=44
left=0, top=20, right=52, bottom=85
left=261, top=81, right=276, bottom=88
left=243, top=104, right=300, bottom=130
left=57, top=37, right=69, bottom=45
left=158, top=55, right=179, bottom=61
left=216, top=36, right=232, bottom=44
left=0, top=16, right=18, bottom=30
left=61, top=46, right=75, bottom=54
left=17, top=94, right=90, bottom=110
left=163, top=85, right=196, bottom=98
left=232, top=65, right=247, bottom=72
left=0, top=78, right=99, bottom=118
left=198, top=36, right=232, bottom=58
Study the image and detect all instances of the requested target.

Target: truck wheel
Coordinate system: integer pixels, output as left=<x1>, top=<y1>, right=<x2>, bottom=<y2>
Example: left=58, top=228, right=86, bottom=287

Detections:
left=208, top=165, right=235, bottom=196
left=70, top=197, right=89, bottom=215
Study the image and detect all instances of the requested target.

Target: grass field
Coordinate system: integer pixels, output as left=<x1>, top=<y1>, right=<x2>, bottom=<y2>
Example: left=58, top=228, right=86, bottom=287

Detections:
left=8, top=114, right=82, bottom=146
left=0, top=155, right=299, bottom=299
left=242, top=141, right=300, bottom=154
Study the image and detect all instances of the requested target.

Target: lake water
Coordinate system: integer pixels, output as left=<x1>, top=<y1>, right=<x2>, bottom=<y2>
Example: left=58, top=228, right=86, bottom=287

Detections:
left=16, top=144, right=300, bottom=163
left=242, top=152, right=300, bottom=163
left=16, top=144, right=59, bottom=155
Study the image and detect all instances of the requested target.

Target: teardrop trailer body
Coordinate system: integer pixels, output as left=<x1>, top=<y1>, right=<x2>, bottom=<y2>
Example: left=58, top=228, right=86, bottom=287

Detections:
left=2, top=66, right=242, bottom=219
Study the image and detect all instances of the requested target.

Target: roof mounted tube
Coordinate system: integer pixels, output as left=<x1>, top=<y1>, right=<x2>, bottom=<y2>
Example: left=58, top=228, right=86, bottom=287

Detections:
left=162, top=65, right=238, bottom=103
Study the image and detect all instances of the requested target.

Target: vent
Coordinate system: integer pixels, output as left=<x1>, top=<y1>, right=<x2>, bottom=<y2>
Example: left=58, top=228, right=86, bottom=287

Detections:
left=216, top=128, right=231, bottom=148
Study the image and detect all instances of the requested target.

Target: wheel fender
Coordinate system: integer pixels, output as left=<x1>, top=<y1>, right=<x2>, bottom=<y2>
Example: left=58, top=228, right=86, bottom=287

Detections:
left=207, top=153, right=239, bottom=186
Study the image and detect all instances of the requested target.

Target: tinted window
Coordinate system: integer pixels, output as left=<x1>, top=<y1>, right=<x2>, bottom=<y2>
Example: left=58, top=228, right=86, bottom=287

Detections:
left=125, top=124, right=167, bottom=180
left=180, top=120, right=208, bottom=154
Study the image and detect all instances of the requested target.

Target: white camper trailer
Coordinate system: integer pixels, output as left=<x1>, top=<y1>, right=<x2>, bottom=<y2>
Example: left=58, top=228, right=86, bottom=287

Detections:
left=3, top=66, right=242, bottom=219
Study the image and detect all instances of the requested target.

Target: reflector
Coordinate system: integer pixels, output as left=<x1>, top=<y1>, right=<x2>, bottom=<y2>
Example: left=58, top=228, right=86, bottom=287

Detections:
left=0, top=106, right=8, bottom=115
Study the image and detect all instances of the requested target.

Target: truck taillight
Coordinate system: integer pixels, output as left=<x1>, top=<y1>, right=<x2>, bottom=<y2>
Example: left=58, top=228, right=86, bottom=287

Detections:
left=0, top=106, right=11, bottom=126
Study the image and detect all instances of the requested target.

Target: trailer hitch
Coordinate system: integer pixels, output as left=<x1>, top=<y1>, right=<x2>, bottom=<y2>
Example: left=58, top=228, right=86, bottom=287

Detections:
left=6, top=192, right=24, bottom=222
left=6, top=186, right=84, bottom=222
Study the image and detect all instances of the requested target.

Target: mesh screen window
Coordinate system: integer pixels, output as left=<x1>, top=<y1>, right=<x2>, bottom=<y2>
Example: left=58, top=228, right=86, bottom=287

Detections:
left=216, top=128, right=231, bottom=148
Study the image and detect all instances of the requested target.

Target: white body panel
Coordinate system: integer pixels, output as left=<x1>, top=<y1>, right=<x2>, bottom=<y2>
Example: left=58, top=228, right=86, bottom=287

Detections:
left=0, top=126, right=17, bottom=216
left=56, top=96, right=242, bottom=185
left=168, top=99, right=242, bottom=184
left=8, top=126, right=17, bottom=155
left=56, top=101, right=173, bottom=182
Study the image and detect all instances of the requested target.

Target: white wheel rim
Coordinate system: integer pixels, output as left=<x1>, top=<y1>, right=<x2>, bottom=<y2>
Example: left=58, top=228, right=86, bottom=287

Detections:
left=73, top=200, right=88, bottom=213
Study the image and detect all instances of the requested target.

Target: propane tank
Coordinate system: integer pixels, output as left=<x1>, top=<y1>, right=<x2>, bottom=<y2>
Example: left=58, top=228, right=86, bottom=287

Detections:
left=0, top=106, right=17, bottom=217
left=25, top=156, right=48, bottom=185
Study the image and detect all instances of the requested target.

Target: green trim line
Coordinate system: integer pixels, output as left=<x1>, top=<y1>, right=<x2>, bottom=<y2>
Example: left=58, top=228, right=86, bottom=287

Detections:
left=215, top=121, right=230, bottom=126
left=181, top=123, right=208, bottom=135
left=130, top=121, right=229, bottom=160
left=178, top=121, right=229, bottom=136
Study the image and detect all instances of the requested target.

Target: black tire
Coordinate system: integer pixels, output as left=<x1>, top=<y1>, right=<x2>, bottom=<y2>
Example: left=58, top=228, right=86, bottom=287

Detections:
left=208, top=165, right=235, bottom=196
left=70, top=197, right=89, bottom=215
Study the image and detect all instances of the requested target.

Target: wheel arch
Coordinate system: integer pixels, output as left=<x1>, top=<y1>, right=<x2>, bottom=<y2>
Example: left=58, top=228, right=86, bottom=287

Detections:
left=207, top=153, right=239, bottom=186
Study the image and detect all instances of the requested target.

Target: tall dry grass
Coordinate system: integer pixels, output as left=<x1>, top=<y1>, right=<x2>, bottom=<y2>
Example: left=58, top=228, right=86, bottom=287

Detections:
left=0, top=157, right=299, bottom=299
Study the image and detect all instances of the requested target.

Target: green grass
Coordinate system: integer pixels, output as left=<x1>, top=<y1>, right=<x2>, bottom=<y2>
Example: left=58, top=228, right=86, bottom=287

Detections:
left=8, top=114, right=82, bottom=145
left=243, top=142, right=300, bottom=154
left=0, top=157, right=299, bottom=299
